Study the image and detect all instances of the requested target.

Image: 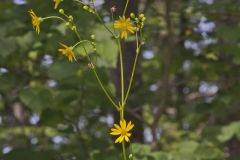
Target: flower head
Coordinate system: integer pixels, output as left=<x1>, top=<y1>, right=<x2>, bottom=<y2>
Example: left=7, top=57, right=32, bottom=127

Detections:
left=114, top=16, right=135, bottom=40
left=28, top=9, right=43, bottom=34
left=58, top=43, right=77, bottom=62
left=53, top=0, right=62, bottom=9
left=110, top=120, right=134, bottom=143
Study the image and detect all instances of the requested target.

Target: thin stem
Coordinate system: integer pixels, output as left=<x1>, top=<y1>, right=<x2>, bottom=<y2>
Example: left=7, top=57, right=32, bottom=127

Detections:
left=120, top=107, right=126, bottom=160
left=122, top=141, right=127, bottom=160
left=124, top=31, right=140, bottom=104
left=78, top=0, right=116, bottom=38
left=43, top=16, right=66, bottom=22
left=111, top=11, right=117, bottom=35
left=72, top=40, right=94, bottom=48
left=92, top=67, right=120, bottom=111
left=74, top=29, right=120, bottom=111
left=94, top=10, right=116, bottom=38
left=123, top=0, right=130, bottom=16
left=117, top=38, right=125, bottom=107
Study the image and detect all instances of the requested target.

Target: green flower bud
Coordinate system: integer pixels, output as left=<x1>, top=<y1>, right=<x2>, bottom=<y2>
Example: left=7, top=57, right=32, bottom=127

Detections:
left=59, top=9, right=64, bottom=14
left=83, top=5, right=89, bottom=10
left=68, top=15, right=74, bottom=21
left=130, top=13, right=135, bottom=18
left=65, top=22, right=70, bottom=26
left=134, top=18, right=139, bottom=23
left=89, top=9, right=95, bottom=13
left=90, top=34, right=96, bottom=40
left=71, top=26, right=76, bottom=31
left=139, top=13, right=145, bottom=19
left=90, top=0, right=94, bottom=6
left=91, top=42, right=96, bottom=46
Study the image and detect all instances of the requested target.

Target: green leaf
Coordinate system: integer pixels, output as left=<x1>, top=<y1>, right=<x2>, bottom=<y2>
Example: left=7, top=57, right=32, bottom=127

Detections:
left=218, top=121, right=240, bottom=142
left=0, top=37, right=16, bottom=57
left=48, top=61, right=79, bottom=80
left=19, top=87, right=53, bottom=113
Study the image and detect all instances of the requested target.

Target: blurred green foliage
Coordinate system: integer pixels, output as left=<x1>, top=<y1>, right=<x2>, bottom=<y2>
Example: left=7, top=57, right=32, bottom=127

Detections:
left=0, top=0, right=240, bottom=160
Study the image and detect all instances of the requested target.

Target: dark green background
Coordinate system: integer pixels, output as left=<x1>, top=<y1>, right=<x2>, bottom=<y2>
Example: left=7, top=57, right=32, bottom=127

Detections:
left=0, top=0, right=240, bottom=159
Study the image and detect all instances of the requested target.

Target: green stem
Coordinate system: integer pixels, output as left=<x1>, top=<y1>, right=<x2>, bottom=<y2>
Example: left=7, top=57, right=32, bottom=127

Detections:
left=122, top=141, right=127, bottom=160
left=120, top=107, right=126, bottom=160
left=72, top=40, right=91, bottom=48
left=124, top=32, right=140, bottom=104
left=124, top=51, right=140, bottom=104
left=123, top=0, right=130, bottom=16
left=88, top=0, right=116, bottom=38
left=111, top=11, right=117, bottom=35
left=43, top=16, right=66, bottom=22
left=92, top=67, right=120, bottom=111
left=74, top=29, right=120, bottom=111
left=117, top=38, right=125, bottom=107
left=94, top=12, right=116, bottom=38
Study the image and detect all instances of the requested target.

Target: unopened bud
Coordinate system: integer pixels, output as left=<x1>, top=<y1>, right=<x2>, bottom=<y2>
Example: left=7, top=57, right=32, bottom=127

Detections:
left=68, top=15, right=73, bottom=21
left=90, top=34, right=96, bottom=40
left=59, top=9, right=64, bottom=14
left=130, top=13, right=135, bottom=18
left=139, top=13, right=145, bottom=19
left=71, top=26, right=76, bottom=31
left=83, top=5, right=89, bottom=10
left=65, top=22, right=70, bottom=26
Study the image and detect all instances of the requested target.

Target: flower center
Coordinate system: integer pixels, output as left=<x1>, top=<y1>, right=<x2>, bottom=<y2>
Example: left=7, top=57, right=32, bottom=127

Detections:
left=121, top=129, right=127, bottom=135
left=122, top=22, right=128, bottom=30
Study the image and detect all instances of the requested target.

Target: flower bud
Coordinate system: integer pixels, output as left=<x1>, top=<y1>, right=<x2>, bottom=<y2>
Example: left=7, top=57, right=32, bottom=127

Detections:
left=59, top=9, right=64, bottom=14
left=90, top=34, right=96, bottom=40
left=65, top=22, right=70, bottom=26
left=71, top=26, right=76, bottom=31
left=83, top=5, right=89, bottom=10
left=68, top=15, right=74, bottom=21
left=130, top=13, right=135, bottom=18
left=139, top=13, right=145, bottom=19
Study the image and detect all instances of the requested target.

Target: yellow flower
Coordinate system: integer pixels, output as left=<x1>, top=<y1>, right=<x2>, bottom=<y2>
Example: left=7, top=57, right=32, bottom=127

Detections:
left=58, top=43, right=77, bottom=62
left=114, top=16, right=135, bottom=40
left=28, top=9, right=43, bottom=34
left=110, top=120, right=134, bottom=143
left=53, top=0, right=61, bottom=9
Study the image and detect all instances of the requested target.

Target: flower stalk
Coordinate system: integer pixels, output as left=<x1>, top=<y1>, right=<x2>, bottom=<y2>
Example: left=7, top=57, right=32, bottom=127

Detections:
left=28, top=1, right=145, bottom=159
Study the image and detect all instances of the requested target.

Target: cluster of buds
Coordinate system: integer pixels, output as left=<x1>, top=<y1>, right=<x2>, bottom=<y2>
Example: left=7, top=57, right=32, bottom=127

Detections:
left=83, top=5, right=95, bottom=14
left=130, top=13, right=146, bottom=30
left=59, top=9, right=77, bottom=31
left=90, top=34, right=97, bottom=52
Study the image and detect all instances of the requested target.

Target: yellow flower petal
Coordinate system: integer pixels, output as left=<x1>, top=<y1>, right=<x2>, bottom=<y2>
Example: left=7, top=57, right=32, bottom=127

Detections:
left=114, top=16, right=135, bottom=40
left=110, top=120, right=134, bottom=143
left=58, top=43, right=77, bottom=62
left=120, top=120, right=126, bottom=129
left=124, top=136, right=129, bottom=142
left=115, top=135, right=123, bottom=143
left=53, top=0, right=61, bottom=9
left=110, top=128, right=121, bottom=135
left=126, top=121, right=134, bottom=131
left=114, top=124, right=121, bottom=130
left=28, top=9, right=42, bottom=34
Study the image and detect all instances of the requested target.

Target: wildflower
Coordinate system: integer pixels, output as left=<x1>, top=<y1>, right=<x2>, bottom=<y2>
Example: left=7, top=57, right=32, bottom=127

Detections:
left=28, top=9, right=43, bottom=34
left=114, top=16, right=135, bottom=40
left=58, top=43, right=77, bottom=62
left=110, top=120, right=134, bottom=143
left=53, top=0, right=62, bottom=9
